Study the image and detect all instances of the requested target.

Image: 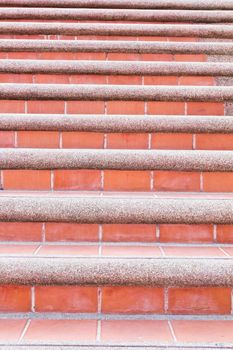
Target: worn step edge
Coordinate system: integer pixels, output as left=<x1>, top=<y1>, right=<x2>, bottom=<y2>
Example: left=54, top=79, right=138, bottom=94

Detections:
left=0, top=195, right=233, bottom=224
left=1, top=0, right=233, bottom=10
left=0, top=256, right=232, bottom=286
left=1, top=347, right=233, bottom=350
left=2, top=60, right=233, bottom=76
left=0, top=84, right=232, bottom=101
left=1, top=39, right=233, bottom=55
left=2, top=23, right=233, bottom=39
left=1, top=114, right=233, bottom=133
left=2, top=8, right=233, bottom=23
left=2, top=149, right=233, bottom=171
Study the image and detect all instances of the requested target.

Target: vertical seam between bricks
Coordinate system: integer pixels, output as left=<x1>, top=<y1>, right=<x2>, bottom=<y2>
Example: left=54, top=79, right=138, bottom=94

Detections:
left=24, top=101, right=28, bottom=114
left=14, top=131, right=18, bottom=148
left=51, top=170, right=54, bottom=191
left=150, top=171, right=154, bottom=192
left=101, top=170, right=104, bottom=191
left=96, top=319, right=102, bottom=343
left=98, top=287, right=102, bottom=314
left=156, top=224, right=160, bottom=242
left=18, top=319, right=31, bottom=343
left=213, top=224, right=217, bottom=243
left=192, top=134, right=196, bottom=150
left=64, top=101, right=67, bottom=114
left=42, top=223, right=46, bottom=243
left=59, top=132, right=62, bottom=148
left=168, top=320, right=177, bottom=343
left=31, top=286, right=35, bottom=312
left=200, top=172, right=203, bottom=192
left=164, top=287, right=169, bottom=314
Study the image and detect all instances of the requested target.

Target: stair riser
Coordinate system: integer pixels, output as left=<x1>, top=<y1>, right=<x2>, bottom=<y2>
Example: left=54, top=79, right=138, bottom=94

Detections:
left=0, top=285, right=231, bottom=315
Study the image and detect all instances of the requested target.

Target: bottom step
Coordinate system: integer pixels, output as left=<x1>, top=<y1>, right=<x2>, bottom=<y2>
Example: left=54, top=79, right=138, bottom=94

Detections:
left=1, top=316, right=233, bottom=349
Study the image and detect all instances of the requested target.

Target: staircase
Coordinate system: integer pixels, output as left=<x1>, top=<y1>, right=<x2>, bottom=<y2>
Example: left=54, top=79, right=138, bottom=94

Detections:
left=1, top=0, right=233, bottom=349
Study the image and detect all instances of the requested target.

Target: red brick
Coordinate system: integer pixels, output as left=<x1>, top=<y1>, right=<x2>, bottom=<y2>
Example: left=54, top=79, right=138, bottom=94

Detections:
left=0, top=73, right=32, bottom=83
left=102, top=287, right=164, bottom=314
left=102, top=224, right=156, bottom=242
left=0, top=100, right=25, bottom=113
left=203, top=172, right=233, bottom=192
left=75, top=52, right=106, bottom=60
left=141, top=54, right=173, bottom=61
left=168, top=288, right=231, bottom=314
left=54, top=170, right=101, bottom=190
left=107, top=53, right=140, bottom=61
left=0, top=286, right=31, bottom=312
left=179, top=76, right=215, bottom=86
left=148, top=101, right=185, bottom=115
left=0, top=131, right=14, bottom=147
left=0, top=222, right=42, bottom=241
left=70, top=74, right=107, bottom=84
left=39, top=52, right=75, bottom=60
left=8, top=52, right=38, bottom=59
left=3, top=170, right=51, bottom=190
left=35, top=286, right=98, bottom=312
left=62, top=132, right=104, bottom=148
left=104, top=170, right=150, bottom=191
left=196, top=134, right=233, bottom=150
left=187, top=102, right=224, bottom=116
left=34, top=74, right=69, bottom=84
left=159, top=224, right=213, bottom=243
left=154, top=171, right=200, bottom=191
left=152, top=133, right=192, bottom=149
left=174, top=54, right=206, bottom=62
left=106, top=101, right=145, bottom=115
left=17, top=131, right=59, bottom=148
left=107, top=133, right=148, bottom=149
left=108, top=75, right=142, bottom=85
left=27, top=101, right=64, bottom=114
left=45, top=223, right=99, bottom=242
left=67, top=101, right=105, bottom=114
left=144, top=76, right=178, bottom=85
left=217, top=225, right=233, bottom=243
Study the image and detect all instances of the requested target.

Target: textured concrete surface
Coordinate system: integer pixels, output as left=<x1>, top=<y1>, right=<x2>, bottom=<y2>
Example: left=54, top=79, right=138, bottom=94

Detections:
left=1, top=195, right=233, bottom=224
left=1, top=114, right=233, bottom=133
left=2, top=0, right=233, bottom=10
left=2, top=60, right=233, bottom=76
left=2, top=148, right=233, bottom=171
left=0, top=84, right=233, bottom=101
left=1, top=8, right=233, bottom=23
left=1, top=39, right=233, bottom=55
left=0, top=256, right=233, bottom=286
left=2, top=346, right=233, bottom=350
left=2, top=22, right=233, bottom=39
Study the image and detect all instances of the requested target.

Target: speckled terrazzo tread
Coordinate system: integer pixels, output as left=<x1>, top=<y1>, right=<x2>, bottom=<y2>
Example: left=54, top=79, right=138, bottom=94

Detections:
left=2, top=346, right=233, bottom=350
left=1, top=114, right=233, bottom=133
left=2, top=148, right=233, bottom=171
left=1, top=195, right=233, bottom=224
left=1, top=0, right=233, bottom=10
left=0, top=84, right=233, bottom=101
left=2, top=8, right=233, bottom=23
left=0, top=256, right=233, bottom=286
left=1, top=39, right=233, bottom=56
left=2, top=23, right=233, bottom=39
left=2, top=60, right=233, bottom=76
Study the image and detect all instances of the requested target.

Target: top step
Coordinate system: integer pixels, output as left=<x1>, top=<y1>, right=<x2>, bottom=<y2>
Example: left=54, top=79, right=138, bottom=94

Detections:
left=1, top=0, right=233, bottom=10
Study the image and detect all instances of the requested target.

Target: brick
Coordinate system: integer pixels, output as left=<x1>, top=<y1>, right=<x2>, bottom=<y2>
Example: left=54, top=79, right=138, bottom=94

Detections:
left=45, top=223, right=99, bottom=242
left=159, top=224, right=213, bottom=243
left=148, top=101, right=185, bottom=115
left=35, top=286, right=98, bottom=312
left=203, top=172, right=233, bottom=192
left=3, top=170, right=51, bottom=190
left=168, top=287, right=231, bottom=314
left=154, top=171, right=200, bottom=191
left=196, top=134, right=233, bottom=150
left=0, top=286, right=31, bottom=312
left=38, top=52, right=75, bottom=60
left=107, top=53, right=140, bottom=61
left=106, top=101, right=145, bottom=115
left=141, top=54, right=173, bottom=61
left=108, top=75, right=142, bottom=85
left=34, top=74, right=69, bottom=84
left=217, top=225, right=233, bottom=243
left=144, top=76, right=178, bottom=85
left=8, top=52, right=38, bottom=59
left=107, top=133, right=148, bottom=149
left=152, top=133, right=192, bottom=149
left=179, top=76, right=215, bottom=86
left=0, top=73, right=32, bottom=83
left=102, top=224, right=156, bottom=242
left=0, top=222, right=42, bottom=242
left=70, top=74, right=107, bottom=84
left=104, top=170, right=150, bottom=191
left=62, top=132, right=104, bottom=148
left=0, top=100, right=25, bottom=113
left=17, top=131, right=59, bottom=148
left=27, top=101, right=64, bottom=114
left=102, top=287, right=164, bottom=314
left=67, top=101, right=105, bottom=114
left=187, top=102, right=224, bottom=116
left=54, top=170, right=101, bottom=190
left=0, top=131, right=14, bottom=147
left=174, top=54, right=206, bottom=62
left=75, top=52, right=106, bottom=60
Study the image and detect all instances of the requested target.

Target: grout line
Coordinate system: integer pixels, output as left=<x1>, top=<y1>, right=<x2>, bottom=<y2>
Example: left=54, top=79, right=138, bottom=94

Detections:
left=200, top=172, right=203, bottom=192
left=42, top=223, right=46, bottom=243
left=96, top=319, right=102, bottom=343
left=164, top=287, right=169, bottom=314
left=192, top=134, right=196, bottom=150
left=100, top=170, right=104, bottom=191
left=33, top=245, right=43, bottom=256
left=18, top=319, right=31, bottom=343
left=31, top=286, right=35, bottom=313
left=59, top=131, right=62, bottom=149
left=14, top=131, right=18, bottom=148
left=168, top=320, right=177, bottom=343
left=213, top=224, right=217, bottom=243
left=156, top=224, right=160, bottom=242
left=150, top=171, right=154, bottom=191
left=148, top=133, right=152, bottom=149
left=24, top=101, right=28, bottom=114
left=51, top=170, right=54, bottom=191
left=159, top=246, right=165, bottom=256
left=219, top=247, right=230, bottom=257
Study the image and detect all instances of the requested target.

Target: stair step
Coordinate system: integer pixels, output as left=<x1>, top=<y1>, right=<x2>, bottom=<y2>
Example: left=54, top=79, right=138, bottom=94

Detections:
left=2, top=8, right=233, bottom=23
left=1, top=60, right=233, bottom=76
left=1, top=22, right=233, bottom=39
left=0, top=193, right=233, bottom=224
left=1, top=114, right=232, bottom=133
